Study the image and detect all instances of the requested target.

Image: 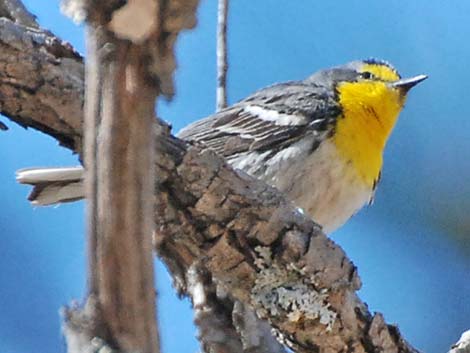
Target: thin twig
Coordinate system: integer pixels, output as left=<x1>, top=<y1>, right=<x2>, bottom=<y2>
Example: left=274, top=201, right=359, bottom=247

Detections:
left=216, top=0, right=228, bottom=111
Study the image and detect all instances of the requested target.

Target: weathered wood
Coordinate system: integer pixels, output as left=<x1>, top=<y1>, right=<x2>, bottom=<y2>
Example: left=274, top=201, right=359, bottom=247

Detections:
left=0, top=7, right=432, bottom=353
left=0, top=17, right=83, bottom=150
left=82, top=23, right=160, bottom=353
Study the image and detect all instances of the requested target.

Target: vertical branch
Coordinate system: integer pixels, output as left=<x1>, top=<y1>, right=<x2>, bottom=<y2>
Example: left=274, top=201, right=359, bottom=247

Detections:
left=216, top=0, right=228, bottom=111
left=58, top=1, right=200, bottom=352
left=83, top=26, right=100, bottom=296
left=83, top=29, right=160, bottom=352
left=61, top=2, right=162, bottom=352
left=187, top=265, right=246, bottom=353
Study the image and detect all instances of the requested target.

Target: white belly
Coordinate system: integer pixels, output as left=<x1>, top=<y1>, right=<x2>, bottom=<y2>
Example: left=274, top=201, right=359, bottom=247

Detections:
left=230, top=138, right=374, bottom=233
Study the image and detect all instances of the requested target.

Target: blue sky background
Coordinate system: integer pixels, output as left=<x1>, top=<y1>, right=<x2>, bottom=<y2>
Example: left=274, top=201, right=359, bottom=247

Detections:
left=1, top=1, right=469, bottom=352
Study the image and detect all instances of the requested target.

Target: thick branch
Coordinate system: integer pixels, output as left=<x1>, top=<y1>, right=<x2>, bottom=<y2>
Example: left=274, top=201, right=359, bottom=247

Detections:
left=0, top=13, right=422, bottom=353
left=0, top=17, right=83, bottom=150
left=82, top=19, right=160, bottom=353
left=153, top=138, right=419, bottom=353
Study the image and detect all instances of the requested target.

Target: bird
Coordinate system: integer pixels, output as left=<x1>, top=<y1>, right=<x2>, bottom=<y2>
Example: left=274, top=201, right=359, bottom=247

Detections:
left=16, top=59, right=427, bottom=233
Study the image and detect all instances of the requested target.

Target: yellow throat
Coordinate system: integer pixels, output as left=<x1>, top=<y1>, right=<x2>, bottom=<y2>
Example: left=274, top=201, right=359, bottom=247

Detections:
left=333, top=64, right=405, bottom=187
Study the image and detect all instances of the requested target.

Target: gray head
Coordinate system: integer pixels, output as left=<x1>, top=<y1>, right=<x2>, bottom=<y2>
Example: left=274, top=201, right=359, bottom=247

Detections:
left=304, top=59, right=427, bottom=94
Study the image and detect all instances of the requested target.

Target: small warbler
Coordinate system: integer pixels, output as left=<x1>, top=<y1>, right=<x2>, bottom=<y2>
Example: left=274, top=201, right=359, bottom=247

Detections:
left=17, top=59, right=427, bottom=233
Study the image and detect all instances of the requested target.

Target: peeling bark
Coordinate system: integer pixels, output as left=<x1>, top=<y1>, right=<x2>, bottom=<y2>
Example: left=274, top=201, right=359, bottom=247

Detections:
left=0, top=5, right=429, bottom=353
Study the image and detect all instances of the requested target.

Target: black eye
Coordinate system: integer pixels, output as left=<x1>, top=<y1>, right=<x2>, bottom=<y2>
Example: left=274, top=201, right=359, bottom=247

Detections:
left=362, top=71, right=373, bottom=79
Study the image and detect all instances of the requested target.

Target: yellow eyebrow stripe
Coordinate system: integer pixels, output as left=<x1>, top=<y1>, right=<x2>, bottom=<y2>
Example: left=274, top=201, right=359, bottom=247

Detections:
left=361, top=63, right=400, bottom=82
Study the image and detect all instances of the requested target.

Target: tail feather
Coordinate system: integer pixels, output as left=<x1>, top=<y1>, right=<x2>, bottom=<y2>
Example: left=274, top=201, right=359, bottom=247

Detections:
left=16, top=167, right=83, bottom=183
left=16, top=167, right=85, bottom=205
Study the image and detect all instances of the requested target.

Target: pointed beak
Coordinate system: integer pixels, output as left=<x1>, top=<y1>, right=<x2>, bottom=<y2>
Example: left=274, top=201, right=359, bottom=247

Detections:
left=390, top=74, right=428, bottom=94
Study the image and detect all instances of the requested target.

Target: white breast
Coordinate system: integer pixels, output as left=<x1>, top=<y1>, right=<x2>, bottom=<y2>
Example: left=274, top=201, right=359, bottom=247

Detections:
left=230, top=138, right=374, bottom=233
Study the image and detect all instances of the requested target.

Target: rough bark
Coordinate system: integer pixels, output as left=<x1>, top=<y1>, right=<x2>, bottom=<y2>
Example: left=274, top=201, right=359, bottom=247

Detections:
left=0, top=17, right=84, bottom=150
left=153, top=136, right=419, bottom=353
left=0, top=5, right=444, bottom=353
left=187, top=263, right=286, bottom=353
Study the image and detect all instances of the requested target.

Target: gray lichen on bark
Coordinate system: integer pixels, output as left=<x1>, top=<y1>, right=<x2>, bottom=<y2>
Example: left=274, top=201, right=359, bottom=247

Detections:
left=252, top=246, right=337, bottom=329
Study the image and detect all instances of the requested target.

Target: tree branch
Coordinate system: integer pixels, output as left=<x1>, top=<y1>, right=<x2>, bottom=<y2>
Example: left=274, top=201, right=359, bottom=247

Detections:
left=0, top=7, right=427, bottom=353
left=188, top=264, right=247, bottom=353
left=79, top=1, right=163, bottom=351
left=0, top=17, right=83, bottom=150
left=216, top=0, right=228, bottom=111
left=0, top=0, right=194, bottom=352
left=187, top=263, right=286, bottom=353
left=0, top=0, right=39, bottom=28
